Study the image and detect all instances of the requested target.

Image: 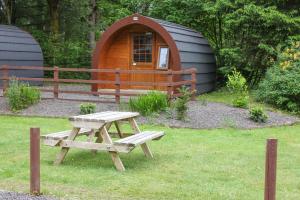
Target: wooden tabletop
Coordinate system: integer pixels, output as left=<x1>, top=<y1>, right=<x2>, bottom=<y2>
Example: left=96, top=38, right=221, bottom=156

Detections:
left=69, top=111, right=140, bottom=123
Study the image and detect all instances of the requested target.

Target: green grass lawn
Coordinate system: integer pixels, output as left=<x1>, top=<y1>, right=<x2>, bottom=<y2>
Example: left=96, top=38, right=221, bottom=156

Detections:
left=0, top=116, right=299, bottom=199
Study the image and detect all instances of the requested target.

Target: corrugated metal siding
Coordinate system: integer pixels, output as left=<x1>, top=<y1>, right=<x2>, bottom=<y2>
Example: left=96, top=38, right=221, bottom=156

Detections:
left=150, top=18, right=216, bottom=94
left=0, top=25, right=44, bottom=85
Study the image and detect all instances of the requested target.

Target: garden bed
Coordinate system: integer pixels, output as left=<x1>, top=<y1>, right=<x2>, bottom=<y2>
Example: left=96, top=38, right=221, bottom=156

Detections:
left=0, top=97, right=298, bottom=129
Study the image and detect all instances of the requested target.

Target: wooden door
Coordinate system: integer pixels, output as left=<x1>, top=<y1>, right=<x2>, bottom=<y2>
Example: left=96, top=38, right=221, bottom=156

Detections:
left=130, top=32, right=155, bottom=89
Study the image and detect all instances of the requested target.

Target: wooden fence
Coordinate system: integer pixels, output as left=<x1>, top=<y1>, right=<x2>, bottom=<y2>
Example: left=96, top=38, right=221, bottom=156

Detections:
left=0, top=65, right=197, bottom=103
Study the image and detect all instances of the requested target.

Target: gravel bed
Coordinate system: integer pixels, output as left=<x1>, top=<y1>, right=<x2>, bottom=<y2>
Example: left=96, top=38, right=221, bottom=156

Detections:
left=0, top=190, right=56, bottom=200
left=139, top=101, right=299, bottom=129
left=0, top=98, right=119, bottom=118
left=0, top=97, right=298, bottom=129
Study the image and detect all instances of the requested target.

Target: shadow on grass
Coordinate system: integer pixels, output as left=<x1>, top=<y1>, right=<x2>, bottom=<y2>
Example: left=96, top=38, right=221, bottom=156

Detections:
left=44, top=150, right=156, bottom=170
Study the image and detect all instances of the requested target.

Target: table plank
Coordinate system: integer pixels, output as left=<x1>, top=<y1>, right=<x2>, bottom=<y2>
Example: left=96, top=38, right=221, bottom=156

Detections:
left=69, top=111, right=139, bottom=123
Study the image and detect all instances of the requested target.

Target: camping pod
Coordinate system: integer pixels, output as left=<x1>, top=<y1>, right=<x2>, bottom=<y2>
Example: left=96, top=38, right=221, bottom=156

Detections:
left=92, top=14, right=216, bottom=94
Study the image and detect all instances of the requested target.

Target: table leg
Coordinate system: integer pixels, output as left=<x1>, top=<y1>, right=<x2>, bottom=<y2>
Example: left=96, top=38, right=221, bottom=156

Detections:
left=114, top=121, right=123, bottom=138
left=140, top=143, right=153, bottom=158
left=54, top=127, right=80, bottom=165
left=87, top=129, right=96, bottom=142
left=101, top=126, right=125, bottom=171
left=92, top=123, right=111, bottom=154
left=129, top=118, right=153, bottom=158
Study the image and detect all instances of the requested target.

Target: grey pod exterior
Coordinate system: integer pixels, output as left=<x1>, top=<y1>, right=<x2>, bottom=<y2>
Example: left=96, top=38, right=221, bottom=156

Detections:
left=150, top=18, right=216, bottom=94
left=0, top=25, right=44, bottom=85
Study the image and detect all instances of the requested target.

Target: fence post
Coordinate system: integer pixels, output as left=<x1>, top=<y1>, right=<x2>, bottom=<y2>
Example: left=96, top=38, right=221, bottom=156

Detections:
left=53, top=66, right=59, bottom=99
left=265, top=138, right=278, bottom=200
left=91, top=69, right=98, bottom=93
left=167, top=70, right=173, bottom=100
left=115, top=68, right=121, bottom=104
left=191, top=68, right=197, bottom=101
left=30, top=127, right=40, bottom=195
left=2, top=65, right=9, bottom=93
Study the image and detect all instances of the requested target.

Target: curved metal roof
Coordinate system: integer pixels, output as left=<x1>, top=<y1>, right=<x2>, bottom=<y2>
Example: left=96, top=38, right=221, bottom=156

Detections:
left=0, top=25, right=43, bottom=67
left=148, top=17, right=216, bottom=72
left=0, top=25, right=44, bottom=81
left=148, top=17, right=216, bottom=93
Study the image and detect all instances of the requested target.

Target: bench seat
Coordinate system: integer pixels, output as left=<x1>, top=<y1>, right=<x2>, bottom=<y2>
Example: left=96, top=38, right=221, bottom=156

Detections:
left=41, top=128, right=92, bottom=140
left=114, top=131, right=164, bottom=147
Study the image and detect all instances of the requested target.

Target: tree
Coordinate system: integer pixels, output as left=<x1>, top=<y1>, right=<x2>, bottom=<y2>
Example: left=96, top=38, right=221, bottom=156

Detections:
left=223, top=4, right=300, bottom=85
left=47, top=0, right=60, bottom=35
left=0, top=0, right=15, bottom=24
left=149, top=0, right=300, bottom=85
left=89, top=0, right=97, bottom=49
left=3, top=0, right=298, bottom=84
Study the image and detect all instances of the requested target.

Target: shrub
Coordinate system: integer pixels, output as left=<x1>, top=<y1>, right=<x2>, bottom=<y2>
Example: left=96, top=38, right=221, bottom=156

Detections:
left=129, top=91, right=168, bottom=116
left=226, top=68, right=248, bottom=93
left=232, top=96, right=249, bottom=108
left=5, top=79, right=40, bottom=112
left=80, top=103, right=96, bottom=114
left=249, top=107, right=268, bottom=123
left=175, top=86, right=192, bottom=120
left=256, top=40, right=300, bottom=113
left=226, top=69, right=249, bottom=108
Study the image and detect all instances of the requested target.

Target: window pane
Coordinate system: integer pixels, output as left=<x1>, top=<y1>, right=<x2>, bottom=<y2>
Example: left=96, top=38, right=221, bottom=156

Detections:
left=139, top=45, right=146, bottom=53
left=139, top=54, right=145, bottom=62
left=134, top=54, right=139, bottom=62
left=140, top=37, right=145, bottom=44
left=145, top=45, right=151, bottom=53
left=132, top=33, right=152, bottom=63
left=146, top=54, right=152, bottom=62
left=146, top=36, right=152, bottom=43
left=158, top=47, right=169, bottom=69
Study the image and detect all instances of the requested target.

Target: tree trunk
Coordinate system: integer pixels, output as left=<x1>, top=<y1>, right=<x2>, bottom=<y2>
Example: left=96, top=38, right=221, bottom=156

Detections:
left=89, top=0, right=97, bottom=49
left=37, top=0, right=46, bottom=30
left=0, top=0, right=12, bottom=24
left=47, top=0, right=60, bottom=35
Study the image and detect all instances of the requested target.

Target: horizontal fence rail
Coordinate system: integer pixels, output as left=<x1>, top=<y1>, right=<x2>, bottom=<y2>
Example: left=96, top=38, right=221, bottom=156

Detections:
left=0, top=65, right=197, bottom=103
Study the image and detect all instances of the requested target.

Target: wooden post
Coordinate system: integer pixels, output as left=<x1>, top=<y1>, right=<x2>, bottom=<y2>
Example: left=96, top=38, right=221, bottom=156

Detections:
left=53, top=66, right=59, bottom=99
left=265, top=139, right=278, bottom=200
left=2, top=65, right=9, bottom=93
left=30, top=127, right=40, bottom=195
left=167, top=70, right=173, bottom=100
left=115, top=68, right=121, bottom=104
left=191, top=68, right=197, bottom=101
left=91, top=68, right=98, bottom=95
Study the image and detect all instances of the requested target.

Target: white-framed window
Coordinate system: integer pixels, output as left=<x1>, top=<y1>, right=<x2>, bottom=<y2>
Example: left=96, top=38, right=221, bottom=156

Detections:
left=157, top=46, right=169, bottom=69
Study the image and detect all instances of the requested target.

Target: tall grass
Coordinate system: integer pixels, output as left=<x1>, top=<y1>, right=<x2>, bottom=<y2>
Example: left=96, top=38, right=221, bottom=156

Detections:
left=129, top=91, right=168, bottom=116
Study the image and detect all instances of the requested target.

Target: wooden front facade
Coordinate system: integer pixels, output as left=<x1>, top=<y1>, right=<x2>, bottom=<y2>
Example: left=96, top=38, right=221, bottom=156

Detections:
left=97, top=24, right=171, bottom=90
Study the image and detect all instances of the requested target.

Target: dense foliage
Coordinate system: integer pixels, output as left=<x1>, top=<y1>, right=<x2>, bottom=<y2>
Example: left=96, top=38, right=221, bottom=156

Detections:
left=129, top=91, right=168, bottom=116
left=5, top=79, right=41, bottom=112
left=0, top=0, right=299, bottom=83
left=256, top=40, right=300, bottom=113
left=149, top=0, right=300, bottom=85
left=80, top=103, right=96, bottom=114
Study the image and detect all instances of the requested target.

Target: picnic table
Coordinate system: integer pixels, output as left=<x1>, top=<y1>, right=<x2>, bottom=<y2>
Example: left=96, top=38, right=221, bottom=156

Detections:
left=42, top=111, right=164, bottom=171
